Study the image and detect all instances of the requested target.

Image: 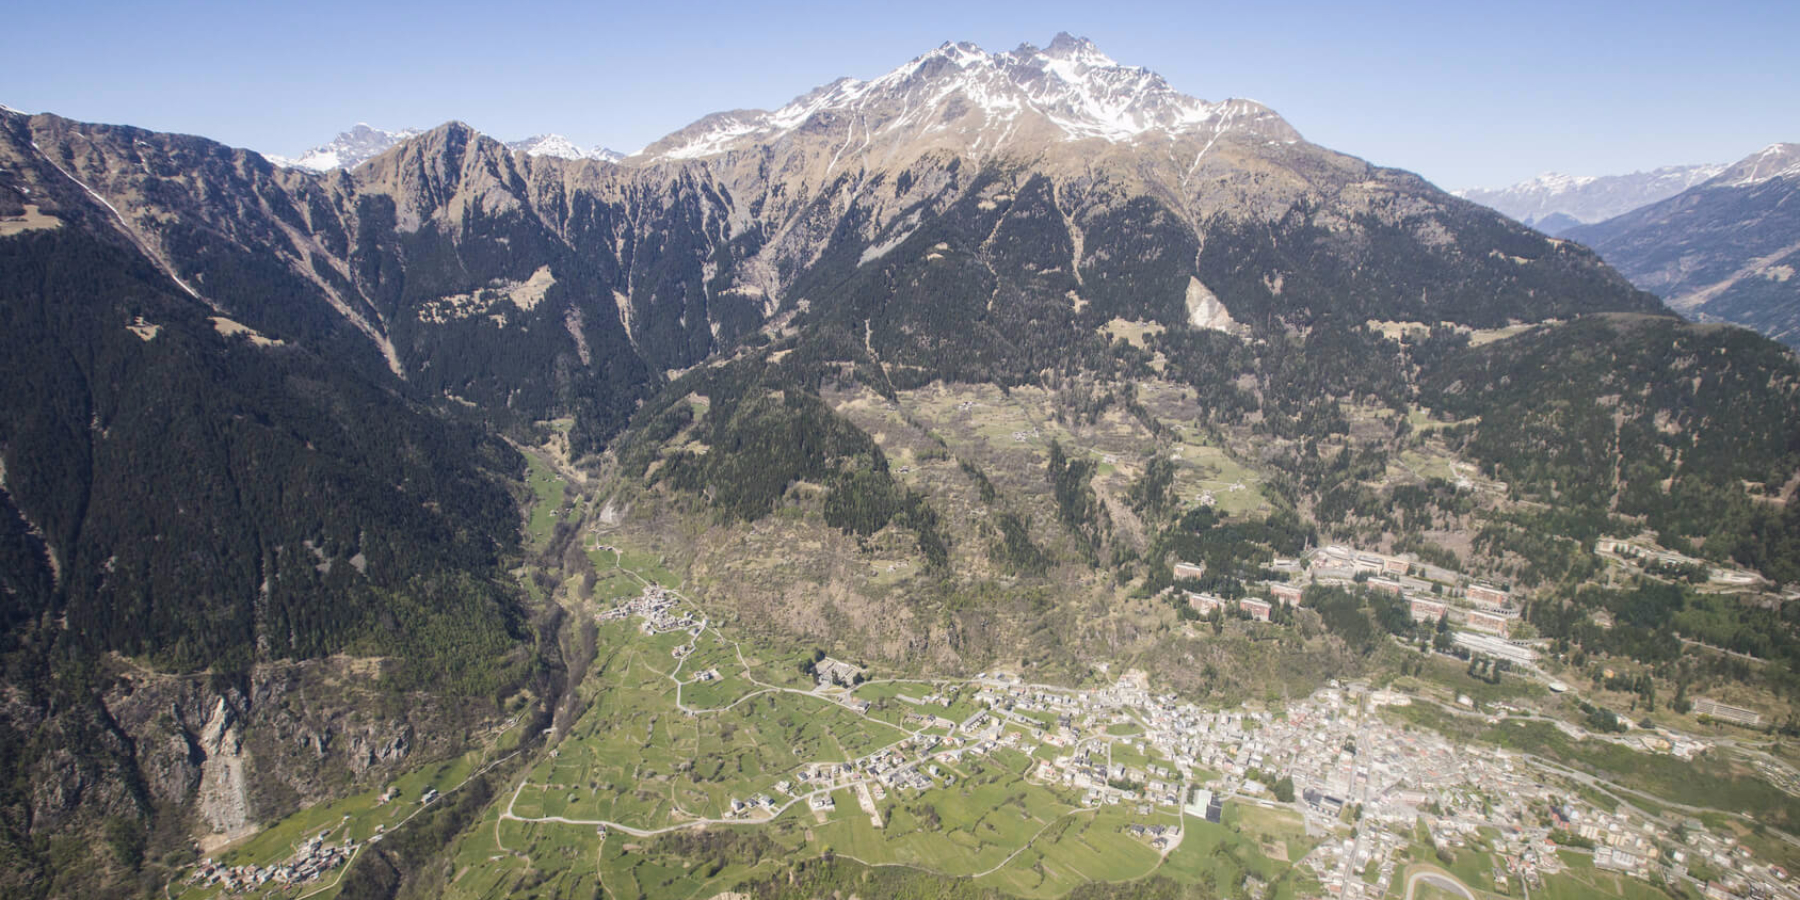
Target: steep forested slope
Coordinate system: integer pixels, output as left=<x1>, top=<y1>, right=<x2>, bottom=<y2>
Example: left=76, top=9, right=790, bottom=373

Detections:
left=1421, top=314, right=1800, bottom=580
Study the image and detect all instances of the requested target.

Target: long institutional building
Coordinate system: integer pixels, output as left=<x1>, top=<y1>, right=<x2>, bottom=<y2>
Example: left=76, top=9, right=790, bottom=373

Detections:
left=1174, top=545, right=1542, bottom=664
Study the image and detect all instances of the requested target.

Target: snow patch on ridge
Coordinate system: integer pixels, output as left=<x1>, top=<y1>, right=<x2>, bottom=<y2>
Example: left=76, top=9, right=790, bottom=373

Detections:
left=1722, top=143, right=1800, bottom=186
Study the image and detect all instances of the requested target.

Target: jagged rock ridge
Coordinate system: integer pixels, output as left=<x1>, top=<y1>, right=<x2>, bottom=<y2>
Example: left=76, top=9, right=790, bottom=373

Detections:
left=4, top=34, right=1661, bottom=438
left=637, top=32, right=1296, bottom=164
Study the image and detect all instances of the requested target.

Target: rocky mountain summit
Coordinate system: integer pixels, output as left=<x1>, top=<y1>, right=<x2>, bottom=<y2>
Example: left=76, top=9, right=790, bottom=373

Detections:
left=269, top=126, right=626, bottom=171
left=636, top=33, right=1296, bottom=164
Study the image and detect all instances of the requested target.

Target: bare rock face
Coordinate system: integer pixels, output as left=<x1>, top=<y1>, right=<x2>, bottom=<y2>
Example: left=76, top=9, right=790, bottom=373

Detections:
left=347, top=723, right=414, bottom=773
left=193, top=697, right=252, bottom=841
left=43, top=658, right=477, bottom=848
left=1184, top=277, right=1240, bottom=334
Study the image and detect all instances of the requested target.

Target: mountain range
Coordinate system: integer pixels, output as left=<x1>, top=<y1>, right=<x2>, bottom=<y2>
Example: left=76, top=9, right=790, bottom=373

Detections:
left=1565, top=143, right=1800, bottom=347
left=3, top=33, right=1799, bottom=900
left=266, top=122, right=624, bottom=171
left=1455, top=163, right=1726, bottom=232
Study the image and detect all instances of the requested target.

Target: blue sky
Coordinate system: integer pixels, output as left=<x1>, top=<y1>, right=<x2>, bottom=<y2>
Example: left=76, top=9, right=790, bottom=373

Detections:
left=9, top=0, right=1795, bottom=188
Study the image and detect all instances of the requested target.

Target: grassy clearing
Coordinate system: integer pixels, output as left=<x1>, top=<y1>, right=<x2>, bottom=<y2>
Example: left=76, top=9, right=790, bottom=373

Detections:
left=1536, top=858, right=1695, bottom=900
left=515, top=620, right=914, bottom=829
left=1223, top=802, right=1315, bottom=863
left=1167, top=437, right=1268, bottom=516
left=1157, top=814, right=1287, bottom=895
left=1100, top=318, right=1165, bottom=350
left=524, top=453, right=568, bottom=548
left=1383, top=650, right=1548, bottom=706
left=979, top=804, right=1169, bottom=897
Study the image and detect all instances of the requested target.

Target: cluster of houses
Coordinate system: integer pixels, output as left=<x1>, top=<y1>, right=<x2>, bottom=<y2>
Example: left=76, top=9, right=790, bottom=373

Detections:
left=723, top=792, right=779, bottom=818
left=1033, top=746, right=1185, bottom=809
left=1124, top=821, right=1181, bottom=851
left=811, top=657, right=864, bottom=689
left=1551, top=801, right=1794, bottom=899
left=600, top=586, right=701, bottom=637
left=185, top=832, right=358, bottom=892
left=745, top=729, right=1018, bottom=817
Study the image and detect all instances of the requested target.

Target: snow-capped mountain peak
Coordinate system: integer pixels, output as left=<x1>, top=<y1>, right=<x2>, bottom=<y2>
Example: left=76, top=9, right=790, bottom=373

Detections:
left=1041, top=31, right=1117, bottom=66
left=507, top=133, right=588, bottom=160
left=1714, top=142, right=1800, bottom=187
left=266, top=123, right=422, bottom=171
left=639, top=34, right=1297, bottom=162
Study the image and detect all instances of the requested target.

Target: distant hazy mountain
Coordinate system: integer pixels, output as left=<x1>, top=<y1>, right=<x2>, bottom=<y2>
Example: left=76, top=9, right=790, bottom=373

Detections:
left=1566, top=143, right=1800, bottom=347
left=265, top=123, right=422, bottom=171
left=1456, top=164, right=1725, bottom=231
left=1529, top=211, right=1583, bottom=235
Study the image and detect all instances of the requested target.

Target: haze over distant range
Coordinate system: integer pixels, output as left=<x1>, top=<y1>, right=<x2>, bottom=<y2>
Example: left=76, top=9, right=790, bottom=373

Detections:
left=1453, top=165, right=1728, bottom=233
left=5, top=0, right=1798, bottom=190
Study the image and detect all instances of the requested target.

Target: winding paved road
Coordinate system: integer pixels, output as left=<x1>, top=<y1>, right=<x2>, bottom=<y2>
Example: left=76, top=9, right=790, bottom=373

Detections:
left=1402, top=868, right=1475, bottom=900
